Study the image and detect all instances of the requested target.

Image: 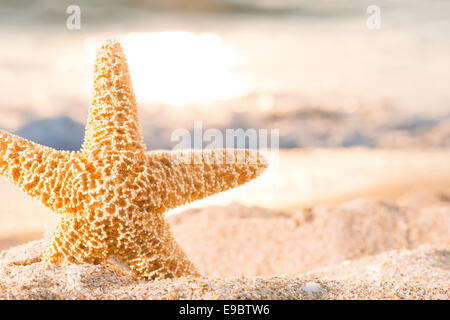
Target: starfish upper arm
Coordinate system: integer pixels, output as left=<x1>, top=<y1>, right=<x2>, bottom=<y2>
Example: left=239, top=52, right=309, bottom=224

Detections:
left=0, top=130, right=86, bottom=214
left=144, top=149, right=268, bottom=213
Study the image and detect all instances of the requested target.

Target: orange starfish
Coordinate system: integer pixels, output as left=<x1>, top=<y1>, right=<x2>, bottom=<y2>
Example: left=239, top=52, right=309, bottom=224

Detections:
left=0, top=40, right=267, bottom=280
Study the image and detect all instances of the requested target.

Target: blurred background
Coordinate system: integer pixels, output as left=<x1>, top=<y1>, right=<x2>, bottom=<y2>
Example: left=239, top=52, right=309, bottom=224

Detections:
left=1, top=0, right=450, bottom=149
left=1, top=0, right=450, bottom=247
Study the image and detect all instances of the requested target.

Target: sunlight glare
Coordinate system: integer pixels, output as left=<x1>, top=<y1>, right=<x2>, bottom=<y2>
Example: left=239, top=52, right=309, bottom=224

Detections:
left=121, top=32, right=250, bottom=106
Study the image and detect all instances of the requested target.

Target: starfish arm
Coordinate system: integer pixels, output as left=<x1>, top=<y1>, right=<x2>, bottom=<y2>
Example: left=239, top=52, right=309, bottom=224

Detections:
left=82, top=40, right=145, bottom=158
left=111, top=220, right=199, bottom=280
left=144, top=149, right=268, bottom=213
left=0, top=130, right=84, bottom=214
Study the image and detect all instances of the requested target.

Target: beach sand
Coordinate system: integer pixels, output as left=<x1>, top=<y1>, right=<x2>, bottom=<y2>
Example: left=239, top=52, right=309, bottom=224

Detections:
left=0, top=187, right=448, bottom=299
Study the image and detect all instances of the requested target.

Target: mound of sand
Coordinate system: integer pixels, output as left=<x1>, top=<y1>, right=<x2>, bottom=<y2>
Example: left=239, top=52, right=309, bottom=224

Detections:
left=170, top=198, right=450, bottom=276
left=0, top=240, right=447, bottom=299
left=0, top=191, right=449, bottom=300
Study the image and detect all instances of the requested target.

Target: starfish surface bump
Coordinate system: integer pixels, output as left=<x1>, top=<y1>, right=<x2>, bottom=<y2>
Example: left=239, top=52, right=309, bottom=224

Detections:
left=0, top=40, right=267, bottom=280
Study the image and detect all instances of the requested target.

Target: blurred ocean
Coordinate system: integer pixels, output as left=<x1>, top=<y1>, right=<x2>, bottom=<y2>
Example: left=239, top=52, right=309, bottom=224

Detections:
left=0, top=0, right=449, bottom=149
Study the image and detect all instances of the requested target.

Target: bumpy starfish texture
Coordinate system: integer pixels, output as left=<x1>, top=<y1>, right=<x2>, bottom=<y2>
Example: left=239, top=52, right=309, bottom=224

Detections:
left=0, top=40, right=267, bottom=280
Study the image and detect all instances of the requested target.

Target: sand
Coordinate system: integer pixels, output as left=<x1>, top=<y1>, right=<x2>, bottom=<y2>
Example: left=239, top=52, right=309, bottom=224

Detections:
left=0, top=240, right=448, bottom=300
left=0, top=189, right=448, bottom=300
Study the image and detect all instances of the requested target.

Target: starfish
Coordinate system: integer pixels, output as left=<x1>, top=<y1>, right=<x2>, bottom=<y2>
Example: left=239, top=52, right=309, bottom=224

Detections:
left=0, top=40, right=267, bottom=280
